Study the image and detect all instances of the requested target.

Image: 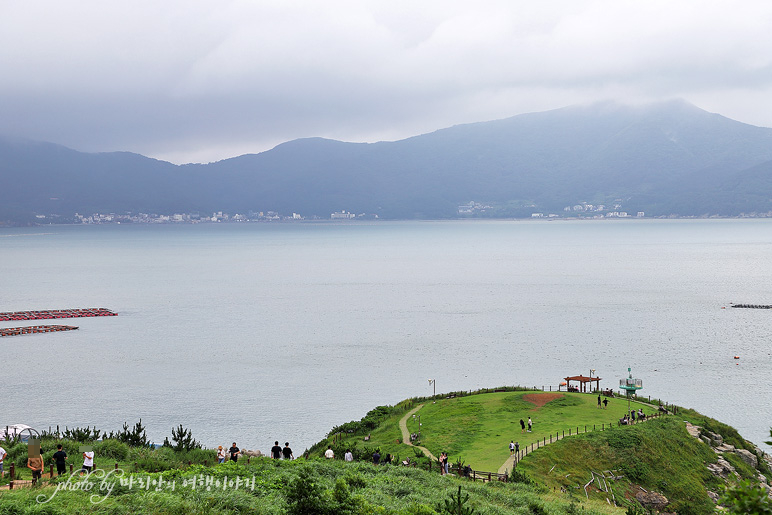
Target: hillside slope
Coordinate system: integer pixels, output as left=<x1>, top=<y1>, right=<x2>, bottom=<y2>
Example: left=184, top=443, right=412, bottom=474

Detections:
left=3, top=100, right=772, bottom=222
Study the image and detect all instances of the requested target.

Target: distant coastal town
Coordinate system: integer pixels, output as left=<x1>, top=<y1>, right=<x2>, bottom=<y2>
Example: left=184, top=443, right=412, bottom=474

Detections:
left=65, top=209, right=376, bottom=224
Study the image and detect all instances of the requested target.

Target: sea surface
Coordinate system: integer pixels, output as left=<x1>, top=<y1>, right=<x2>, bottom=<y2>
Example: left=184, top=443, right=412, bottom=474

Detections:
left=2, top=220, right=771, bottom=453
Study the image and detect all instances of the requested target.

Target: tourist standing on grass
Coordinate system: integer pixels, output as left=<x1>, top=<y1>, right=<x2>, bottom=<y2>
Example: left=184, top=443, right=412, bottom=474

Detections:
left=217, top=446, right=226, bottom=464
left=520, top=419, right=525, bottom=433
left=324, top=446, right=334, bottom=459
left=527, top=417, right=533, bottom=432
left=598, top=394, right=602, bottom=408
left=82, top=449, right=94, bottom=473
left=344, top=449, right=353, bottom=462
left=0, top=445, right=6, bottom=478
left=28, top=451, right=44, bottom=485
left=438, top=453, right=445, bottom=475
left=603, top=398, right=608, bottom=409
left=52, top=444, right=67, bottom=476
left=271, top=441, right=282, bottom=459
left=443, top=453, right=449, bottom=475
left=229, top=442, right=240, bottom=462
left=509, top=441, right=515, bottom=455
left=282, top=442, right=294, bottom=460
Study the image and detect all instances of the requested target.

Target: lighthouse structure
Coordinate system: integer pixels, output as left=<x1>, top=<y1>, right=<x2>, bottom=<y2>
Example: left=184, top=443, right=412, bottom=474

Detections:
left=619, top=367, right=643, bottom=418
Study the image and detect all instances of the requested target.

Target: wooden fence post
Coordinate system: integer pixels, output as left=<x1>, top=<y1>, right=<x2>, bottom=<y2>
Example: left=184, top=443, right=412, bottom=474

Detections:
left=9, top=463, right=14, bottom=489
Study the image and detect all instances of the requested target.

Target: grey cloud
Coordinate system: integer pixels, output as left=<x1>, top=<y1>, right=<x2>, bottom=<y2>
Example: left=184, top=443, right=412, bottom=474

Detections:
left=1, top=1, right=772, bottom=163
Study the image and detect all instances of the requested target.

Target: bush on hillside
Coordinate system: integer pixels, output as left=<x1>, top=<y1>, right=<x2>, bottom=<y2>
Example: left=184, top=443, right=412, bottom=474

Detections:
left=106, top=420, right=150, bottom=448
left=94, top=439, right=130, bottom=461
left=720, top=479, right=772, bottom=514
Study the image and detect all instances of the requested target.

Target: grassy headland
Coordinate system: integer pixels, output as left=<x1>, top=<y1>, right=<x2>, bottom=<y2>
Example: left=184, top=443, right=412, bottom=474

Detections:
left=1, top=388, right=769, bottom=514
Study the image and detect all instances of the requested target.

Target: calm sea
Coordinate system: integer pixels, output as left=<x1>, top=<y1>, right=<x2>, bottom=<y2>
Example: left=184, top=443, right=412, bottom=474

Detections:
left=1, top=220, right=771, bottom=453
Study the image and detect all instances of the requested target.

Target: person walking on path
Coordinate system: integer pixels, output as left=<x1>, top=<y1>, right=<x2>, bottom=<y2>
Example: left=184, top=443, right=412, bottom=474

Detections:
left=271, top=441, right=282, bottom=459
left=527, top=417, right=533, bottom=432
left=515, top=441, right=520, bottom=457
left=598, top=394, right=602, bottom=408
left=324, top=446, right=334, bottom=459
left=229, top=442, right=240, bottom=462
left=344, top=449, right=353, bottom=462
left=603, top=398, right=608, bottom=409
left=217, top=446, right=226, bottom=464
left=509, top=441, right=515, bottom=455
left=52, top=444, right=68, bottom=476
left=28, top=451, right=44, bottom=485
left=282, top=442, right=294, bottom=460
left=520, top=419, right=525, bottom=433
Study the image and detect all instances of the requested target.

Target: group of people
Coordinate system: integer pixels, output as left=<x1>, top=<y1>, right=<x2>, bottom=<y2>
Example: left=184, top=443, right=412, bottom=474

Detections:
left=217, top=441, right=294, bottom=463
left=508, top=440, right=520, bottom=456
left=519, top=417, right=533, bottom=433
left=621, top=409, right=646, bottom=425
left=597, top=394, right=610, bottom=409
left=6, top=444, right=94, bottom=485
left=324, top=446, right=392, bottom=465
left=438, top=452, right=450, bottom=475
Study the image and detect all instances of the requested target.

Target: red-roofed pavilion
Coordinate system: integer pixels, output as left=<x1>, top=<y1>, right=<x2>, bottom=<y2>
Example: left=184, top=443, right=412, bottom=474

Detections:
left=564, top=375, right=601, bottom=393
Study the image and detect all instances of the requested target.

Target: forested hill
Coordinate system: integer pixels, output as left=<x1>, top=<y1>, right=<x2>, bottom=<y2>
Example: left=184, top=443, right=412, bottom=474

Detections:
left=3, top=99, right=772, bottom=223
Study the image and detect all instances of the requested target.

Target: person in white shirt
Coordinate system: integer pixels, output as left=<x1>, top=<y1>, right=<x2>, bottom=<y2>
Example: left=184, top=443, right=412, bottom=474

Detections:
left=324, top=446, right=334, bottom=459
left=344, top=449, right=353, bottom=462
left=82, top=449, right=95, bottom=473
left=0, top=446, right=6, bottom=478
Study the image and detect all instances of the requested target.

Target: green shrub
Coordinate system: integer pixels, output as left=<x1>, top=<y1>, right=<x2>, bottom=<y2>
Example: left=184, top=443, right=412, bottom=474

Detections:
left=720, top=479, right=772, bottom=514
left=94, top=438, right=130, bottom=461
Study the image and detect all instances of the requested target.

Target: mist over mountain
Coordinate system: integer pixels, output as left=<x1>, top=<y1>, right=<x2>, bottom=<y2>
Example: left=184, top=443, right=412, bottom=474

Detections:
left=3, top=100, right=772, bottom=224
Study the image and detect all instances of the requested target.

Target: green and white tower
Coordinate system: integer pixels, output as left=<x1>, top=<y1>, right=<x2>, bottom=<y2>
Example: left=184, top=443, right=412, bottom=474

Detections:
left=619, top=367, right=643, bottom=417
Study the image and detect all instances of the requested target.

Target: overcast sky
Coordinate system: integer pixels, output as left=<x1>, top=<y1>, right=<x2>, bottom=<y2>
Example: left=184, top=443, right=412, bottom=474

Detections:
left=2, top=1, right=771, bottom=164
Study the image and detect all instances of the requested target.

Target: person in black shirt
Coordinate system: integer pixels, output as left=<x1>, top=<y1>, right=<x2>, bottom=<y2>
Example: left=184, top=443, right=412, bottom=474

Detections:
left=271, top=441, right=282, bottom=459
left=372, top=449, right=380, bottom=465
left=229, top=442, right=240, bottom=462
left=282, top=442, right=293, bottom=460
left=52, top=445, right=68, bottom=476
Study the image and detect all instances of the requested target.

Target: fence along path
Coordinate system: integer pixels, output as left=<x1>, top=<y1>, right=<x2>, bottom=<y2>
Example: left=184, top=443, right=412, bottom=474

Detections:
left=497, top=409, right=668, bottom=475
left=398, top=399, right=668, bottom=477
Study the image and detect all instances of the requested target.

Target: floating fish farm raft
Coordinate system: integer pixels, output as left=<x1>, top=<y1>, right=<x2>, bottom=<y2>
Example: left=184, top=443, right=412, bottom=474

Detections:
left=0, top=308, right=117, bottom=321
left=1, top=325, right=79, bottom=337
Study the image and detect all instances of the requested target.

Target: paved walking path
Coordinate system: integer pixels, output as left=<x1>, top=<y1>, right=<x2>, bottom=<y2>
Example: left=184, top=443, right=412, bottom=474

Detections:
left=398, top=404, right=436, bottom=461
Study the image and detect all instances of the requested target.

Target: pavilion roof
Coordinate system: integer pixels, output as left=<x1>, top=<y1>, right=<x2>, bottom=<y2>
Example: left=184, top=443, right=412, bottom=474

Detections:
left=564, top=375, right=601, bottom=382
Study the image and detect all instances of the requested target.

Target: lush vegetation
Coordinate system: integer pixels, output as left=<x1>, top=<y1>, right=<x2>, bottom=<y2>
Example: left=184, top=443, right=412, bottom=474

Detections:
left=1, top=453, right=603, bottom=514
left=2, top=397, right=770, bottom=514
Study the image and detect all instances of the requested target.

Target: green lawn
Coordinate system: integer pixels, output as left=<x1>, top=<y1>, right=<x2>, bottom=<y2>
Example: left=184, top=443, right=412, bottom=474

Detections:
left=411, top=392, right=652, bottom=472
left=326, top=390, right=655, bottom=474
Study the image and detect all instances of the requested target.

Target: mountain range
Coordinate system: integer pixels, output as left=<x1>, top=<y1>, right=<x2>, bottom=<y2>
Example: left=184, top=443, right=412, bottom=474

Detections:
left=3, top=99, right=772, bottom=224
